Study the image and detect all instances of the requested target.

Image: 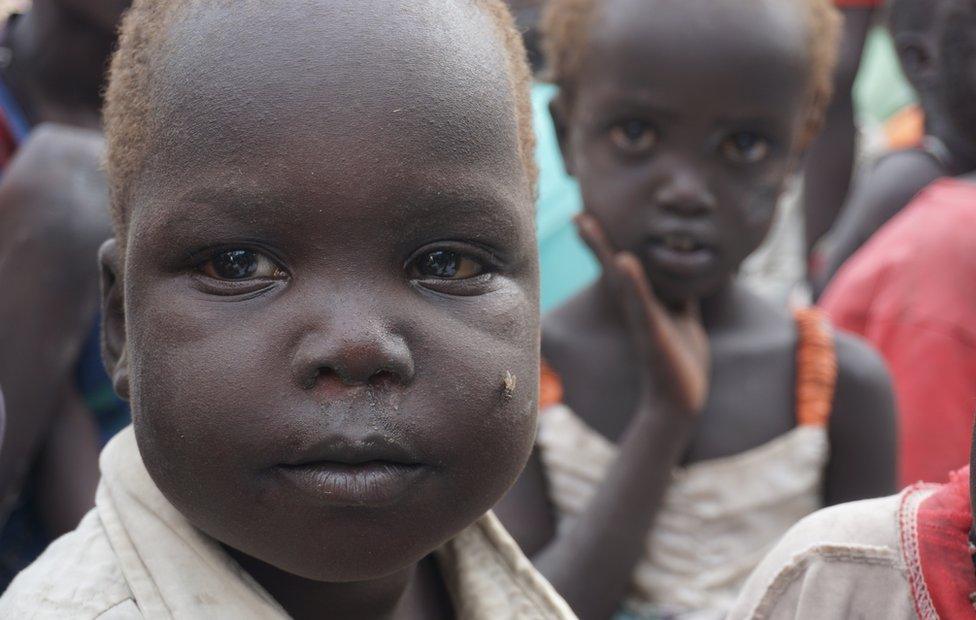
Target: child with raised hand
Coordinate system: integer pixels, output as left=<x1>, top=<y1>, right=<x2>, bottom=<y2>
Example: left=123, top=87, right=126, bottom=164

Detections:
left=815, top=0, right=976, bottom=292
left=495, top=0, right=897, bottom=617
left=820, top=0, right=976, bottom=488
left=0, top=1, right=574, bottom=618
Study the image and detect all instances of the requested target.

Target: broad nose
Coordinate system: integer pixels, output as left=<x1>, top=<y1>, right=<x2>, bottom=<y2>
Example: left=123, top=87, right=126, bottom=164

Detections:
left=291, top=320, right=415, bottom=391
left=654, top=167, right=717, bottom=217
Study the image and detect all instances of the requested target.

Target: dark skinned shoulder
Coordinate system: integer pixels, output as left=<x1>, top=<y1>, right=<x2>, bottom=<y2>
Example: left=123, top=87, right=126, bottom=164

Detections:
left=823, top=329, right=898, bottom=505
left=818, top=149, right=944, bottom=293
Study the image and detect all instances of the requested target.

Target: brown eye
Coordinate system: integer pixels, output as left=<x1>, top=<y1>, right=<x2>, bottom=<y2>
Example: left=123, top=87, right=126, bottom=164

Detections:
left=610, top=120, right=657, bottom=153
left=412, top=250, right=485, bottom=280
left=200, top=249, right=284, bottom=280
left=721, top=132, right=770, bottom=164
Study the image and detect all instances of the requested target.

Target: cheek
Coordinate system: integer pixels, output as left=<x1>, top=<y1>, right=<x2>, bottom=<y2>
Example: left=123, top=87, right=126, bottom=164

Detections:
left=720, top=171, right=789, bottom=256
left=576, top=163, right=648, bottom=248
left=125, top=282, right=284, bottom=480
left=411, top=284, right=539, bottom=478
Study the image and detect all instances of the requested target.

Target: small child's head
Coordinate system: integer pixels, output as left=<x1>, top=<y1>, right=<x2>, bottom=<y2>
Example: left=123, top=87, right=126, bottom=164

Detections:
left=99, top=0, right=538, bottom=583
left=887, top=0, right=947, bottom=117
left=543, top=0, right=839, bottom=302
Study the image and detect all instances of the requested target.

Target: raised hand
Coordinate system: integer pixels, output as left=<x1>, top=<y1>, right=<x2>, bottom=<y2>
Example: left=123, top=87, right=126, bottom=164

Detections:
left=575, top=213, right=709, bottom=416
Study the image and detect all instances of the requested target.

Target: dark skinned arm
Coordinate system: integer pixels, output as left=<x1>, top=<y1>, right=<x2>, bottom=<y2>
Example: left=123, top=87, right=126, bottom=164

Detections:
left=822, top=332, right=897, bottom=505
left=814, top=150, right=943, bottom=295
left=0, top=125, right=110, bottom=526
left=496, top=215, right=709, bottom=620
left=803, top=8, right=876, bottom=258
left=34, top=386, right=102, bottom=536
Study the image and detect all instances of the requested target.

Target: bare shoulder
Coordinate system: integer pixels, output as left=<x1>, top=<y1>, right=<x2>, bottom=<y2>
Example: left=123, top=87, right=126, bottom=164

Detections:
left=866, top=149, right=944, bottom=198
left=0, top=123, right=112, bottom=253
left=858, top=149, right=944, bottom=222
left=824, top=330, right=898, bottom=501
left=0, top=510, right=136, bottom=618
left=833, top=330, right=893, bottom=398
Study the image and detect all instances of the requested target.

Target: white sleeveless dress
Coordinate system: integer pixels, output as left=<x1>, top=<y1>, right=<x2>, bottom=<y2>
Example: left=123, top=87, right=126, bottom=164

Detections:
left=536, top=309, right=837, bottom=619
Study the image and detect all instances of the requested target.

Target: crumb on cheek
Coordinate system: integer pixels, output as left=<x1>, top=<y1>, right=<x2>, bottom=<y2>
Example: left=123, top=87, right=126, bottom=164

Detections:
left=502, top=370, right=517, bottom=399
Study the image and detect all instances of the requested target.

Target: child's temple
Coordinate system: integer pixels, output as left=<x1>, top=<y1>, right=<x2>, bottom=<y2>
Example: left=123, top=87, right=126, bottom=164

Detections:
left=0, top=0, right=972, bottom=618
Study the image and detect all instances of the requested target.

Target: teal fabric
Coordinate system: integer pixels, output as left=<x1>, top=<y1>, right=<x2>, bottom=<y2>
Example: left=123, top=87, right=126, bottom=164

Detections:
left=853, top=27, right=917, bottom=124
left=534, top=83, right=598, bottom=312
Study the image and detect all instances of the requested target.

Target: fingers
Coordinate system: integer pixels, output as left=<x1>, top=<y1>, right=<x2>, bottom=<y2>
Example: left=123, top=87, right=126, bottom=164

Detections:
left=675, top=299, right=702, bottom=323
left=574, top=213, right=617, bottom=273
left=614, top=252, right=669, bottom=345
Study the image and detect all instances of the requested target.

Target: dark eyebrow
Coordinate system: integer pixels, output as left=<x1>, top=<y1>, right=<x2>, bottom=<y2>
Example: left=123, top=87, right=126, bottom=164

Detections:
left=151, top=173, right=528, bottom=252
left=175, top=185, right=286, bottom=219
left=593, top=87, right=679, bottom=119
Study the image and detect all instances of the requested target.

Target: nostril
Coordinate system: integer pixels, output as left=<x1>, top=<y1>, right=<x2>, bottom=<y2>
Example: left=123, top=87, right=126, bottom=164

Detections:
left=369, top=369, right=398, bottom=386
left=302, top=366, right=338, bottom=390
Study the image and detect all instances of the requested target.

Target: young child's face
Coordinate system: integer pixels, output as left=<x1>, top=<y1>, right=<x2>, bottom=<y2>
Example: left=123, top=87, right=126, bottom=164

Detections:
left=112, top=1, right=538, bottom=582
left=560, top=0, right=812, bottom=302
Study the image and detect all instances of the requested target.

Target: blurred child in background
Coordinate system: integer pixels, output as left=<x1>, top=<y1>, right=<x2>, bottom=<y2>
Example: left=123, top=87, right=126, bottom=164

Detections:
left=0, top=0, right=130, bottom=587
left=821, top=0, right=976, bottom=487
left=496, top=0, right=897, bottom=617
left=816, top=0, right=976, bottom=291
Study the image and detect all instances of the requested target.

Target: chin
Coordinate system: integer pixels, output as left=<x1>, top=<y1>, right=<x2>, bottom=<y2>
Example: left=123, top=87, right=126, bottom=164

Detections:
left=259, top=536, right=438, bottom=583
left=648, top=272, right=726, bottom=305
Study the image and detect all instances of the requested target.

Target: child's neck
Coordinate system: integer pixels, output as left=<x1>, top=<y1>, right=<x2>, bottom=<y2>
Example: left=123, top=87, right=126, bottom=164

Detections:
left=226, top=548, right=451, bottom=620
left=1, top=1, right=113, bottom=129
left=594, top=273, right=740, bottom=333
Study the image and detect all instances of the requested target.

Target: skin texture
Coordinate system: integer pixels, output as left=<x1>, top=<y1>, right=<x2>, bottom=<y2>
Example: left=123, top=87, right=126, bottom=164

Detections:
left=801, top=7, right=875, bottom=258
left=494, top=1, right=897, bottom=618
left=99, top=2, right=538, bottom=618
left=0, top=126, right=109, bottom=531
left=815, top=0, right=976, bottom=292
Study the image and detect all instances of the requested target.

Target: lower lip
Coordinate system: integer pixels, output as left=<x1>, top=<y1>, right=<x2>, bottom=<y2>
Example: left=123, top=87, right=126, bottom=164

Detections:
left=644, top=243, right=716, bottom=276
left=276, top=461, right=428, bottom=507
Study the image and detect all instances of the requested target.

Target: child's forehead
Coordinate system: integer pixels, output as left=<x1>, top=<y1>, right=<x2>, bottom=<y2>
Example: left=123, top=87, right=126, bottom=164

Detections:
left=588, top=0, right=809, bottom=76
left=146, top=0, right=521, bottom=173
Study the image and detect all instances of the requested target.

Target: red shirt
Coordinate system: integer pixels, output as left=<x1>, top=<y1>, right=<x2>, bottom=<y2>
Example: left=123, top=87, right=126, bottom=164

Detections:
left=821, top=178, right=976, bottom=487
left=0, top=100, right=19, bottom=170
left=904, top=467, right=976, bottom=619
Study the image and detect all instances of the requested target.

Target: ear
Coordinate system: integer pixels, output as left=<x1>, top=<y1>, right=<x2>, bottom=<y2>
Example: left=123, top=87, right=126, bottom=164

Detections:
left=894, top=32, right=937, bottom=91
left=98, top=239, right=130, bottom=400
left=549, top=95, right=576, bottom=177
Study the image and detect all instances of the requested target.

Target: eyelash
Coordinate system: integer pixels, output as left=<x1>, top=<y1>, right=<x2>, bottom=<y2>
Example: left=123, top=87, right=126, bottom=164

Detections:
left=405, top=243, right=502, bottom=296
left=187, top=243, right=502, bottom=298
left=607, top=119, right=658, bottom=156
left=191, top=246, right=289, bottom=297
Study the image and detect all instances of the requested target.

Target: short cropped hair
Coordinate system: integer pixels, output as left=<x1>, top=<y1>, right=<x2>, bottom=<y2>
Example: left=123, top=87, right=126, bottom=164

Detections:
left=541, top=0, right=841, bottom=149
left=104, top=0, right=536, bottom=249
